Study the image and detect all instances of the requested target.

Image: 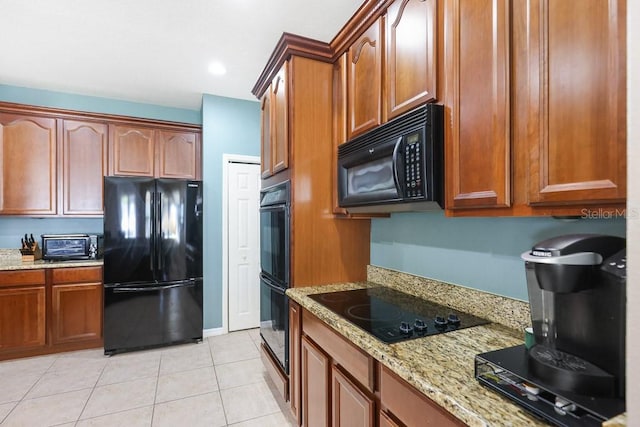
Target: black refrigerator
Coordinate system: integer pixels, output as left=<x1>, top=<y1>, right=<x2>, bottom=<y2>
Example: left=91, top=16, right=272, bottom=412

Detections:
left=103, top=177, right=203, bottom=355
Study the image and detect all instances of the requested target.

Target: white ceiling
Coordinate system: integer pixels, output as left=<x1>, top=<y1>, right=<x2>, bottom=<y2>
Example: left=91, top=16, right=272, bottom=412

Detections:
left=0, top=0, right=363, bottom=111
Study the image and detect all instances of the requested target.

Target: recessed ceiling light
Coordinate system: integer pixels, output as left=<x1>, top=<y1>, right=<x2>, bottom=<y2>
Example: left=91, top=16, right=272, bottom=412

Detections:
left=208, top=61, right=227, bottom=76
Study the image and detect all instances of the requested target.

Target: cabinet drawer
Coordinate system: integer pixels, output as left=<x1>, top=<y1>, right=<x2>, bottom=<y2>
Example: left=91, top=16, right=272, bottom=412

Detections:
left=380, top=365, right=464, bottom=427
left=0, top=269, right=46, bottom=288
left=302, top=309, right=374, bottom=392
left=52, top=266, right=102, bottom=284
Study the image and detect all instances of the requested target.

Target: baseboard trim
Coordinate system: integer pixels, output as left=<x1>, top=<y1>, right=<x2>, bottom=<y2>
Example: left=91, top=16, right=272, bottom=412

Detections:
left=203, top=327, right=225, bottom=338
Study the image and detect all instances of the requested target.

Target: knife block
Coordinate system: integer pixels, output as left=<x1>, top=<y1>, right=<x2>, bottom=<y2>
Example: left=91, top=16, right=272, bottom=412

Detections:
left=20, top=243, right=42, bottom=262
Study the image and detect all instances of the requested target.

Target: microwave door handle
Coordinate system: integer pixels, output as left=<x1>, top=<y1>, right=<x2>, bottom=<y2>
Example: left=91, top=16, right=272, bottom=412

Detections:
left=391, top=136, right=402, bottom=194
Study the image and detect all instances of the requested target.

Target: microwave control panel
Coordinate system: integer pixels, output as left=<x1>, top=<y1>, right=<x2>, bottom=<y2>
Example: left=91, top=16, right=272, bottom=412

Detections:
left=403, top=132, right=424, bottom=198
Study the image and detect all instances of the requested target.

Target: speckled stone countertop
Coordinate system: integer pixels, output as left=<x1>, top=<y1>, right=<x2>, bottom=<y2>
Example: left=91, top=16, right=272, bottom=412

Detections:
left=287, top=267, right=626, bottom=427
left=0, top=249, right=103, bottom=271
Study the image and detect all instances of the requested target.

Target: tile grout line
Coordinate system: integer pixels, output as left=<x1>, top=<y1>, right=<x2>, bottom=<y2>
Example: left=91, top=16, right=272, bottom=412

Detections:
left=74, top=354, right=111, bottom=424
left=0, top=353, right=62, bottom=425
left=208, top=336, right=230, bottom=427
left=1, top=330, right=267, bottom=426
left=149, top=348, right=164, bottom=426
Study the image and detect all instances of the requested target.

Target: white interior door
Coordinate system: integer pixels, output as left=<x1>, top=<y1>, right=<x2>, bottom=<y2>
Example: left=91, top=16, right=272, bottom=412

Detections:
left=228, top=161, right=261, bottom=331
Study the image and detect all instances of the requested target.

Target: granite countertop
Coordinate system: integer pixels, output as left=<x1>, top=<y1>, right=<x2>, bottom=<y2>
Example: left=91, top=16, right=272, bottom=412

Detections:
left=287, top=280, right=584, bottom=427
left=0, top=249, right=102, bottom=271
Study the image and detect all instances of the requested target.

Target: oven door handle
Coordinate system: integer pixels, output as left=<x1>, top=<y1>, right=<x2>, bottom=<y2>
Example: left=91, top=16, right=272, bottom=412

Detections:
left=259, top=205, right=287, bottom=214
left=391, top=136, right=402, bottom=195
left=261, top=275, right=286, bottom=295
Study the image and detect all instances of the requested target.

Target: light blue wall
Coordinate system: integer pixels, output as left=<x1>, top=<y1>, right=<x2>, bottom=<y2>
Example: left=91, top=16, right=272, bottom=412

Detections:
left=370, top=212, right=626, bottom=300
left=0, top=84, right=201, bottom=124
left=201, top=94, right=260, bottom=329
left=0, top=218, right=103, bottom=248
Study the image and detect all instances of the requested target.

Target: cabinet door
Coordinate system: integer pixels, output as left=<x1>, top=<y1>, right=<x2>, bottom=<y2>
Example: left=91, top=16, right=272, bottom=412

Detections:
left=51, top=283, right=102, bottom=345
left=62, top=120, right=108, bottom=215
left=0, top=113, right=57, bottom=215
left=0, top=286, right=46, bottom=352
left=444, top=0, right=510, bottom=209
left=272, top=63, right=289, bottom=174
left=332, top=53, right=349, bottom=215
left=385, top=0, right=437, bottom=120
left=332, top=365, right=375, bottom=427
left=379, top=411, right=401, bottom=427
left=260, top=90, right=273, bottom=178
left=109, top=124, right=155, bottom=177
left=156, top=130, right=199, bottom=179
left=289, top=302, right=302, bottom=423
left=347, top=18, right=383, bottom=139
left=301, top=335, right=330, bottom=427
left=51, top=267, right=103, bottom=345
left=522, top=0, right=626, bottom=205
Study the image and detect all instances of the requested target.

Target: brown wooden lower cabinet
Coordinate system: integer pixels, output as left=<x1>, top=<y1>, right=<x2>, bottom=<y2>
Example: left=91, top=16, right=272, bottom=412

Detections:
left=0, top=266, right=104, bottom=361
left=301, top=335, right=330, bottom=427
left=332, top=365, right=375, bottom=427
left=50, top=267, right=103, bottom=345
left=289, top=301, right=302, bottom=423
left=294, top=307, right=466, bottom=427
left=379, top=410, right=401, bottom=427
left=51, top=283, right=102, bottom=344
left=0, top=286, right=46, bottom=352
left=300, top=309, right=376, bottom=427
left=379, top=365, right=465, bottom=427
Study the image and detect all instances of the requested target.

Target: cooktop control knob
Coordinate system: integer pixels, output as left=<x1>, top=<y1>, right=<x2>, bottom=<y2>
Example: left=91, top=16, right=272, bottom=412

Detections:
left=447, top=313, right=461, bottom=326
left=434, top=315, right=447, bottom=329
left=399, top=321, right=413, bottom=335
left=414, top=319, right=427, bottom=332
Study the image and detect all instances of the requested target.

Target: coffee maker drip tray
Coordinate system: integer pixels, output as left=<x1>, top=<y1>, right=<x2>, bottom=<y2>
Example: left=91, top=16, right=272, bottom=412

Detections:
left=475, top=345, right=625, bottom=426
left=528, top=345, right=616, bottom=398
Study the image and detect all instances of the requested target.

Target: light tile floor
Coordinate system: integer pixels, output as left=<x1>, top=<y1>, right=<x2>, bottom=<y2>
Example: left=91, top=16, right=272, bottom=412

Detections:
left=0, top=329, right=297, bottom=427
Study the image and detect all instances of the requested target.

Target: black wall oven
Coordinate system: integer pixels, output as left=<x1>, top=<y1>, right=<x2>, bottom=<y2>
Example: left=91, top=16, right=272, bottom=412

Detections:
left=259, top=181, right=290, bottom=374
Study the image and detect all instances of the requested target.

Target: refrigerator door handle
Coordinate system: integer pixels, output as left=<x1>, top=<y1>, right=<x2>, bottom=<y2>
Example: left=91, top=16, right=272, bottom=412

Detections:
left=157, top=192, right=163, bottom=271
left=113, top=281, right=196, bottom=293
left=150, top=191, right=156, bottom=272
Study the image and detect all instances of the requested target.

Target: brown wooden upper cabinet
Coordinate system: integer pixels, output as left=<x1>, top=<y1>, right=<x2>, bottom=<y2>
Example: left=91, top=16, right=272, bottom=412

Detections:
left=346, top=0, right=438, bottom=140
left=62, top=120, right=108, bottom=216
left=444, top=0, right=626, bottom=214
left=156, top=130, right=200, bottom=179
left=109, top=124, right=200, bottom=179
left=0, top=113, right=57, bottom=215
left=260, top=91, right=273, bottom=178
left=260, top=62, right=289, bottom=178
left=444, top=0, right=511, bottom=210
left=384, top=0, right=438, bottom=120
left=519, top=0, right=626, bottom=206
left=109, top=124, right=155, bottom=177
left=347, top=18, right=383, bottom=140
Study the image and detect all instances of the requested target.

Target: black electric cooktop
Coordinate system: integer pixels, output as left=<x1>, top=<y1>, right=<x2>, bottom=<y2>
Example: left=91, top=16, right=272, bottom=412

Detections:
left=309, top=287, right=489, bottom=344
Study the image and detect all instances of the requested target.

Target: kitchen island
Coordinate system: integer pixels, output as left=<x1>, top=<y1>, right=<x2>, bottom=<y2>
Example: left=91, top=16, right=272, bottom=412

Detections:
left=286, top=266, right=625, bottom=427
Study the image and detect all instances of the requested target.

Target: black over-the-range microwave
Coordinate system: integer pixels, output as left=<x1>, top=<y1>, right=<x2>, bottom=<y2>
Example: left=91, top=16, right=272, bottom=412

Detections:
left=337, top=103, right=444, bottom=213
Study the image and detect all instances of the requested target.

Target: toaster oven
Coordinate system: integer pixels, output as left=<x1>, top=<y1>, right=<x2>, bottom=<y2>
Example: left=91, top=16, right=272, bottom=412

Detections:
left=41, top=234, right=103, bottom=260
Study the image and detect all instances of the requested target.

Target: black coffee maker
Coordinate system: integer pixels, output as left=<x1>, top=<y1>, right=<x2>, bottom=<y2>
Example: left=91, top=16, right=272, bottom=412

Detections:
left=475, top=234, right=626, bottom=426
left=521, top=234, right=626, bottom=398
